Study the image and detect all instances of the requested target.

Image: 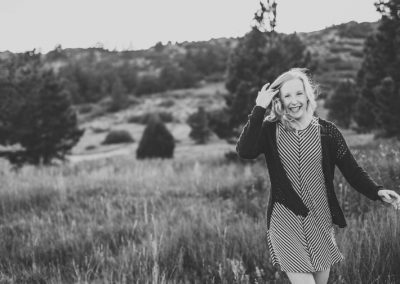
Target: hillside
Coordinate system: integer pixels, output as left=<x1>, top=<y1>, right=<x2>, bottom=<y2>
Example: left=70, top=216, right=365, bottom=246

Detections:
left=299, top=21, right=379, bottom=97
left=70, top=21, right=375, bottom=100
left=0, top=21, right=380, bottom=162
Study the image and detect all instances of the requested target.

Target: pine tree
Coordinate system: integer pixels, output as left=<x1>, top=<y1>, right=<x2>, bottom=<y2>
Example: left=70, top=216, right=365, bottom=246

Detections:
left=0, top=51, right=83, bottom=167
left=187, top=106, right=212, bottom=144
left=136, top=114, right=175, bottom=159
left=109, top=76, right=128, bottom=112
left=225, top=1, right=312, bottom=132
left=355, top=0, right=400, bottom=136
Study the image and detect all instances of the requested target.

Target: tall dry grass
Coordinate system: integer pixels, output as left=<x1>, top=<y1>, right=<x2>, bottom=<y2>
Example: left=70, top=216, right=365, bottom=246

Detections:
left=0, top=138, right=398, bottom=283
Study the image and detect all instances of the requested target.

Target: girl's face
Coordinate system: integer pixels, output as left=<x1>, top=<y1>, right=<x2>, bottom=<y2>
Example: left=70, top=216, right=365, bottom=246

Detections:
left=279, top=78, right=308, bottom=121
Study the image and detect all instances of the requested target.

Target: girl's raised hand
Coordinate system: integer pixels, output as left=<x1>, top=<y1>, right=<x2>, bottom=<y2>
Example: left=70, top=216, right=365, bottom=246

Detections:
left=255, top=82, right=280, bottom=109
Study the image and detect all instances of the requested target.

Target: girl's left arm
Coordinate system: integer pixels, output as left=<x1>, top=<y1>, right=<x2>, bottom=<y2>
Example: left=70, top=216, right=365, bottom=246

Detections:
left=331, top=123, right=385, bottom=202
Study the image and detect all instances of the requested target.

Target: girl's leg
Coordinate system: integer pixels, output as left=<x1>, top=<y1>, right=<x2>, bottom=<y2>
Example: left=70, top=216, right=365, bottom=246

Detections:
left=286, top=272, right=316, bottom=284
left=313, top=268, right=330, bottom=284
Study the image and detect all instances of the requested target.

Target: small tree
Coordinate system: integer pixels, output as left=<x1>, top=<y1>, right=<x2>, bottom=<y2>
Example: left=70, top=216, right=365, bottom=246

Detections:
left=187, top=106, right=212, bottom=144
left=136, top=114, right=175, bottom=159
left=325, top=79, right=358, bottom=128
left=109, top=76, right=128, bottom=112
left=207, top=107, right=232, bottom=139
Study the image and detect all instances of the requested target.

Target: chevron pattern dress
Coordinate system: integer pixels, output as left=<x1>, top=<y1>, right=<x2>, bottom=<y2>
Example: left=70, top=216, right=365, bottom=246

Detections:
left=266, top=116, right=345, bottom=273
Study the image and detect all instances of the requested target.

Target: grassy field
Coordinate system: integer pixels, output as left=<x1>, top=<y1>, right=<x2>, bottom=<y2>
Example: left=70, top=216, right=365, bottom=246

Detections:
left=0, top=83, right=399, bottom=283
left=0, top=134, right=399, bottom=283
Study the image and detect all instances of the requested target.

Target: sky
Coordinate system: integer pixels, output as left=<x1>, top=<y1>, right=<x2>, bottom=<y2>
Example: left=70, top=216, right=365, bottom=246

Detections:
left=0, top=0, right=381, bottom=53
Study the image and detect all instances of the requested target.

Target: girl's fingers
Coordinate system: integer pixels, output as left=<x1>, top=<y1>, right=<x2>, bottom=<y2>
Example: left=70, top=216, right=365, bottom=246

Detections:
left=381, top=193, right=394, bottom=203
left=381, top=190, right=399, bottom=200
left=389, top=191, right=400, bottom=199
left=380, top=190, right=400, bottom=210
left=261, top=83, right=270, bottom=92
left=386, top=191, right=400, bottom=202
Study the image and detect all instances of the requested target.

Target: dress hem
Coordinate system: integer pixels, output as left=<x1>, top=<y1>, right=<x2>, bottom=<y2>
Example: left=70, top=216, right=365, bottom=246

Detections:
left=272, top=255, right=345, bottom=273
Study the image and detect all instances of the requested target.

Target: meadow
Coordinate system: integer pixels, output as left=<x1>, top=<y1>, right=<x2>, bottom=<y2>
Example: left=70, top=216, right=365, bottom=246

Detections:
left=0, top=135, right=399, bottom=283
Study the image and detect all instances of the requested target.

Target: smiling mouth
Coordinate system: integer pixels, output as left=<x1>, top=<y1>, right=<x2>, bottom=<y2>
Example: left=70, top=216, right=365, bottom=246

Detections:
left=289, top=106, right=302, bottom=112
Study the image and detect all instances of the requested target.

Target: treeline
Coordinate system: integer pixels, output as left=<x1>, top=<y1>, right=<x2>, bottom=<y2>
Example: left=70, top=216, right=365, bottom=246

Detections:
left=329, top=21, right=377, bottom=39
left=0, top=20, right=379, bottom=107
left=6, top=40, right=232, bottom=104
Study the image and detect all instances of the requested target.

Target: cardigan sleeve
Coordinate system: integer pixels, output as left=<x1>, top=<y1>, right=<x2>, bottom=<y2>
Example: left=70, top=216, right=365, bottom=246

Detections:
left=235, top=105, right=267, bottom=159
left=330, top=123, right=384, bottom=202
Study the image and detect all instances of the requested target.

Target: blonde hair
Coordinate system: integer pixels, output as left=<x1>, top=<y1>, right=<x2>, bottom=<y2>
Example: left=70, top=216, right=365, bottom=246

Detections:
left=264, top=68, right=319, bottom=131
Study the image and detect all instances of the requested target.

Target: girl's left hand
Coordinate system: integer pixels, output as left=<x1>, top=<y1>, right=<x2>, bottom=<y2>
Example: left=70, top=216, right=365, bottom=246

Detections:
left=378, top=189, right=400, bottom=210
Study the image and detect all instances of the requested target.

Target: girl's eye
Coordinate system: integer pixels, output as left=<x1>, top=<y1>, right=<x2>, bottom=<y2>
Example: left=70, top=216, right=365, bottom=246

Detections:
left=297, top=92, right=304, bottom=96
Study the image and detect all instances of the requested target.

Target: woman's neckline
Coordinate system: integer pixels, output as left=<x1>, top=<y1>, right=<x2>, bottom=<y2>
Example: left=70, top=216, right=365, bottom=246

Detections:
left=278, top=116, right=316, bottom=131
left=295, top=116, right=316, bottom=131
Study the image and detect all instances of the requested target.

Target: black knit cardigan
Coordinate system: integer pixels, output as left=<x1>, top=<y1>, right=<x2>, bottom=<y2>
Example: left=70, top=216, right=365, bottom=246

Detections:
left=236, top=105, right=384, bottom=229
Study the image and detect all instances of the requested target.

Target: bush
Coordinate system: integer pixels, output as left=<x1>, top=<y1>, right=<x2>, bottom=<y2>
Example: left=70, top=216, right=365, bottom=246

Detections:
left=85, top=145, right=96, bottom=151
left=187, top=106, right=212, bottom=144
left=102, top=130, right=134, bottom=145
left=136, top=114, right=175, bottom=159
left=207, top=108, right=233, bottom=139
left=157, top=111, right=174, bottom=123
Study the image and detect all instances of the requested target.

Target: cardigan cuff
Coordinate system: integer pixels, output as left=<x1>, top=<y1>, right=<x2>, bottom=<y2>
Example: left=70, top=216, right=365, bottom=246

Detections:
left=249, top=105, right=266, bottom=120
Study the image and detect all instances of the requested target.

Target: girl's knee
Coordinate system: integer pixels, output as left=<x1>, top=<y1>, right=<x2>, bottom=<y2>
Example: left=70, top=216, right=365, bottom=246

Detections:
left=313, top=269, right=330, bottom=284
left=286, top=272, right=316, bottom=284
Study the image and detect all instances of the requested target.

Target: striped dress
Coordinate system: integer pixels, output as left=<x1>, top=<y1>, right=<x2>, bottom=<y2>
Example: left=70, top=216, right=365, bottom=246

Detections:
left=266, top=116, right=345, bottom=273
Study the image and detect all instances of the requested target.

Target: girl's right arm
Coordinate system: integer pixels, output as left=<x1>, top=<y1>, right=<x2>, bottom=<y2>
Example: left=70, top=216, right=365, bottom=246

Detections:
left=236, top=82, right=278, bottom=159
left=235, top=105, right=267, bottom=159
